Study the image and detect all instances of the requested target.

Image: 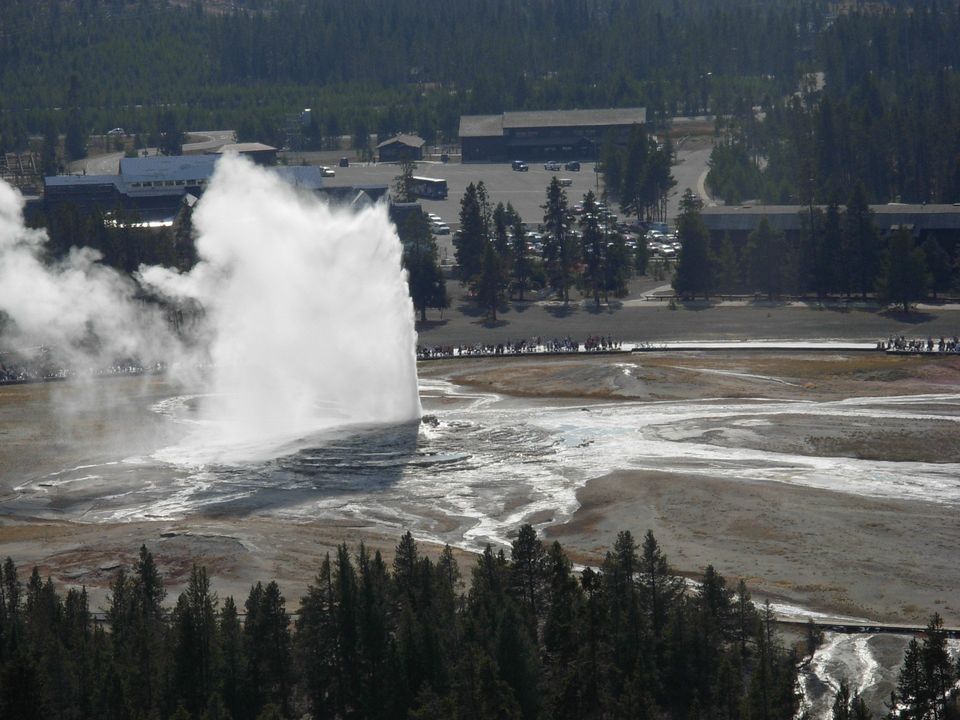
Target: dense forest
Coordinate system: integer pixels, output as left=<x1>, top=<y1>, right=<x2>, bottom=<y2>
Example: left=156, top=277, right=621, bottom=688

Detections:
left=0, top=527, right=803, bottom=720
left=705, top=2, right=960, bottom=205
left=1, top=0, right=820, bottom=155
left=4, top=1, right=960, bottom=208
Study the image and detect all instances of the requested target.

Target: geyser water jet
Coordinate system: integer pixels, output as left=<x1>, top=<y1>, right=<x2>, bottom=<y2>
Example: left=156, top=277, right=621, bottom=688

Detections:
left=1, top=156, right=421, bottom=463
left=140, top=155, right=421, bottom=461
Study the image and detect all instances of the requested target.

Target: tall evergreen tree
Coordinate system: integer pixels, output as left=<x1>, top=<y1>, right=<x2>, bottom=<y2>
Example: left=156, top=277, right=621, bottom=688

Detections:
left=921, top=238, right=953, bottom=300
left=744, top=216, right=786, bottom=299
left=399, top=211, right=448, bottom=323
left=510, top=212, right=531, bottom=301
left=542, top=177, right=574, bottom=303
left=579, top=190, right=606, bottom=306
left=842, top=184, right=881, bottom=299
left=879, top=228, right=929, bottom=312
left=456, top=182, right=491, bottom=284
left=672, top=189, right=712, bottom=299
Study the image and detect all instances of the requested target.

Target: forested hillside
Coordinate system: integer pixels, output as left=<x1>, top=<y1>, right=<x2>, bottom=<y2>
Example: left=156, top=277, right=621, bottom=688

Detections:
left=0, top=0, right=818, bottom=153
left=707, top=2, right=960, bottom=204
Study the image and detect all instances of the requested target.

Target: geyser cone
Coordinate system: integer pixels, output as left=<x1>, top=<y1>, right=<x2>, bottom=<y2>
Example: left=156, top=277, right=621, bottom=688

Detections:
left=140, top=155, right=421, bottom=462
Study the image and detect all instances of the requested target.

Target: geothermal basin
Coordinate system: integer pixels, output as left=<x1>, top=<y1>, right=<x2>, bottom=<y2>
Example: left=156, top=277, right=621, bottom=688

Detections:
left=3, top=351, right=960, bottom=720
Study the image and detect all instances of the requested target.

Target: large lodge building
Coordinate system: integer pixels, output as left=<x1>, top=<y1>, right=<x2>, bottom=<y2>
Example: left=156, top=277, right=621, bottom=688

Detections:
left=459, top=107, right=646, bottom=163
left=700, top=203, right=960, bottom=255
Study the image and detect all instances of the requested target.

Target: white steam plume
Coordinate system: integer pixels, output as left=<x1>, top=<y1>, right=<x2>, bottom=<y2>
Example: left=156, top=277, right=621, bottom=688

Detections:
left=0, top=178, right=175, bottom=367
left=138, top=155, right=421, bottom=459
left=1, top=155, right=421, bottom=462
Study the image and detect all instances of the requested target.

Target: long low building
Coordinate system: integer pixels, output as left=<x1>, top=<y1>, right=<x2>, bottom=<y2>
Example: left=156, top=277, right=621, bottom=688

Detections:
left=459, top=107, right=646, bottom=163
left=44, top=155, right=387, bottom=222
left=700, top=203, right=960, bottom=253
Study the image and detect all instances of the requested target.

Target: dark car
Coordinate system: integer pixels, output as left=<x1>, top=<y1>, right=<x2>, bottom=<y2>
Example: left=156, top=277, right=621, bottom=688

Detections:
left=564, top=160, right=581, bottom=171
left=338, top=157, right=350, bottom=167
left=511, top=160, right=529, bottom=171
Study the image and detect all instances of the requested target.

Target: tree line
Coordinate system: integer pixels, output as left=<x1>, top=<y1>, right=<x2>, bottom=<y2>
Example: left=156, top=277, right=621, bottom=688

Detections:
left=706, top=3, right=960, bottom=207
left=452, top=179, right=647, bottom=321
left=0, top=527, right=802, bottom=720
left=671, top=189, right=958, bottom=310
left=2, top=0, right=820, bottom=159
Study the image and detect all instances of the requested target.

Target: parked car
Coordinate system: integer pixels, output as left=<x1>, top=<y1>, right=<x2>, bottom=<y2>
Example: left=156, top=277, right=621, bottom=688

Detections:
left=511, top=160, right=529, bottom=171
left=338, top=157, right=350, bottom=167
left=564, top=161, right=581, bottom=171
left=427, top=213, right=442, bottom=223
left=544, top=160, right=561, bottom=171
left=320, top=166, right=336, bottom=177
left=106, top=127, right=125, bottom=136
left=431, top=222, right=451, bottom=235
left=559, top=178, right=573, bottom=187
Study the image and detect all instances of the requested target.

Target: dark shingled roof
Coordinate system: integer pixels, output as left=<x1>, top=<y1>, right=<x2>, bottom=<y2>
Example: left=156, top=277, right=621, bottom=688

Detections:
left=503, top=107, right=646, bottom=129
left=376, top=134, right=425, bottom=149
left=459, top=115, right=504, bottom=138
left=459, top=108, right=645, bottom=138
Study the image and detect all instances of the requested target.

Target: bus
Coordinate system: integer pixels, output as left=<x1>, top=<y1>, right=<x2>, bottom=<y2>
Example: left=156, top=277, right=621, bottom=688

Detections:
left=410, top=176, right=448, bottom=200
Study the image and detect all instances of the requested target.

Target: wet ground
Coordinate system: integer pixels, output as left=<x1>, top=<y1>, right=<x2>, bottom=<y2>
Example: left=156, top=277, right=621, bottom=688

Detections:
left=2, top=351, right=958, bottom=719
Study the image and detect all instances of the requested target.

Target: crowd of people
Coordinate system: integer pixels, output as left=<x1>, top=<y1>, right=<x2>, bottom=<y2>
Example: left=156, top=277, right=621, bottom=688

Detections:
left=878, top=336, right=960, bottom=353
left=0, top=351, right=163, bottom=385
left=417, top=335, right=623, bottom=359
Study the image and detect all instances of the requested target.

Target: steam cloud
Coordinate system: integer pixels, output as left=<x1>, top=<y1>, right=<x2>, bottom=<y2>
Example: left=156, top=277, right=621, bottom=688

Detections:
left=1, top=156, right=421, bottom=461
left=0, top=179, right=175, bottom=366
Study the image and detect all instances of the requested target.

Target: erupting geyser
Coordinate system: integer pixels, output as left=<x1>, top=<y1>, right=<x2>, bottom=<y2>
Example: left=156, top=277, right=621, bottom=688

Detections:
left=142, top=156, right=422, bottom=460
left=1, top=156, right=422, bottom=463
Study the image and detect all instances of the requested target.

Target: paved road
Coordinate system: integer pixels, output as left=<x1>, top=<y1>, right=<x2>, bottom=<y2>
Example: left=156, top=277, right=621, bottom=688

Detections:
left=415, top=279, right=960, bottom=347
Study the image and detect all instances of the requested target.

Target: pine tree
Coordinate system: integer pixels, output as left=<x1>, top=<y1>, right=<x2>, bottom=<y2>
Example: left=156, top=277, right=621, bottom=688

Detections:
left=509, top=524, right=548, bottom=632
left=474, top=242, right=504, bottom=322
left=400, top=212, right=448, bottom=322
left=542, top=177, right=574, bottom=302
left=580, top=191, right=606, bottom=306
left=219, top=596, right=245, bottom=720
left=171, top=565, right=219, bottom=716
left=456, top=182, right=491, bottom=284
left=896, top=637, right=927, bottom=720
left=920, top=613, right=956, bottom=720
left=842, top=183, right=881, bottom=299
left=639, top=530, right=684, bottom=646
left=510, top=211, right=531, bottom=301
left=879, top=228, right=929, bottom=312
left=744, top=216, right=785, bottom=299
left=393, top=159, right=417, bottom=203
left=832, top=678, right=852, bottom=720
left=921, top=238, right=953, bottom=300
left=672, top=190, right=713, bottom=299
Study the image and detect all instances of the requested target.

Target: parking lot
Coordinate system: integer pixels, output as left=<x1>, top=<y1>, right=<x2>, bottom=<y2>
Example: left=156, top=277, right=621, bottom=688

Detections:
left=293, top=138, right=710, bottom=265
left=323, top=158, right=605, bottom=224
left=315, top=158, right=604, bottom=264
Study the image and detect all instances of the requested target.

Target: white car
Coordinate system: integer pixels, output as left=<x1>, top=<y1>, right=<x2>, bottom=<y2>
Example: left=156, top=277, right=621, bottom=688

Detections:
left=427, top=213, right=442, bottom=223
left=544, top=160, right=562, bottom=171
left=431, top=222, right=450, bottom=235
left=320, top=166, right=336, bottom=177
